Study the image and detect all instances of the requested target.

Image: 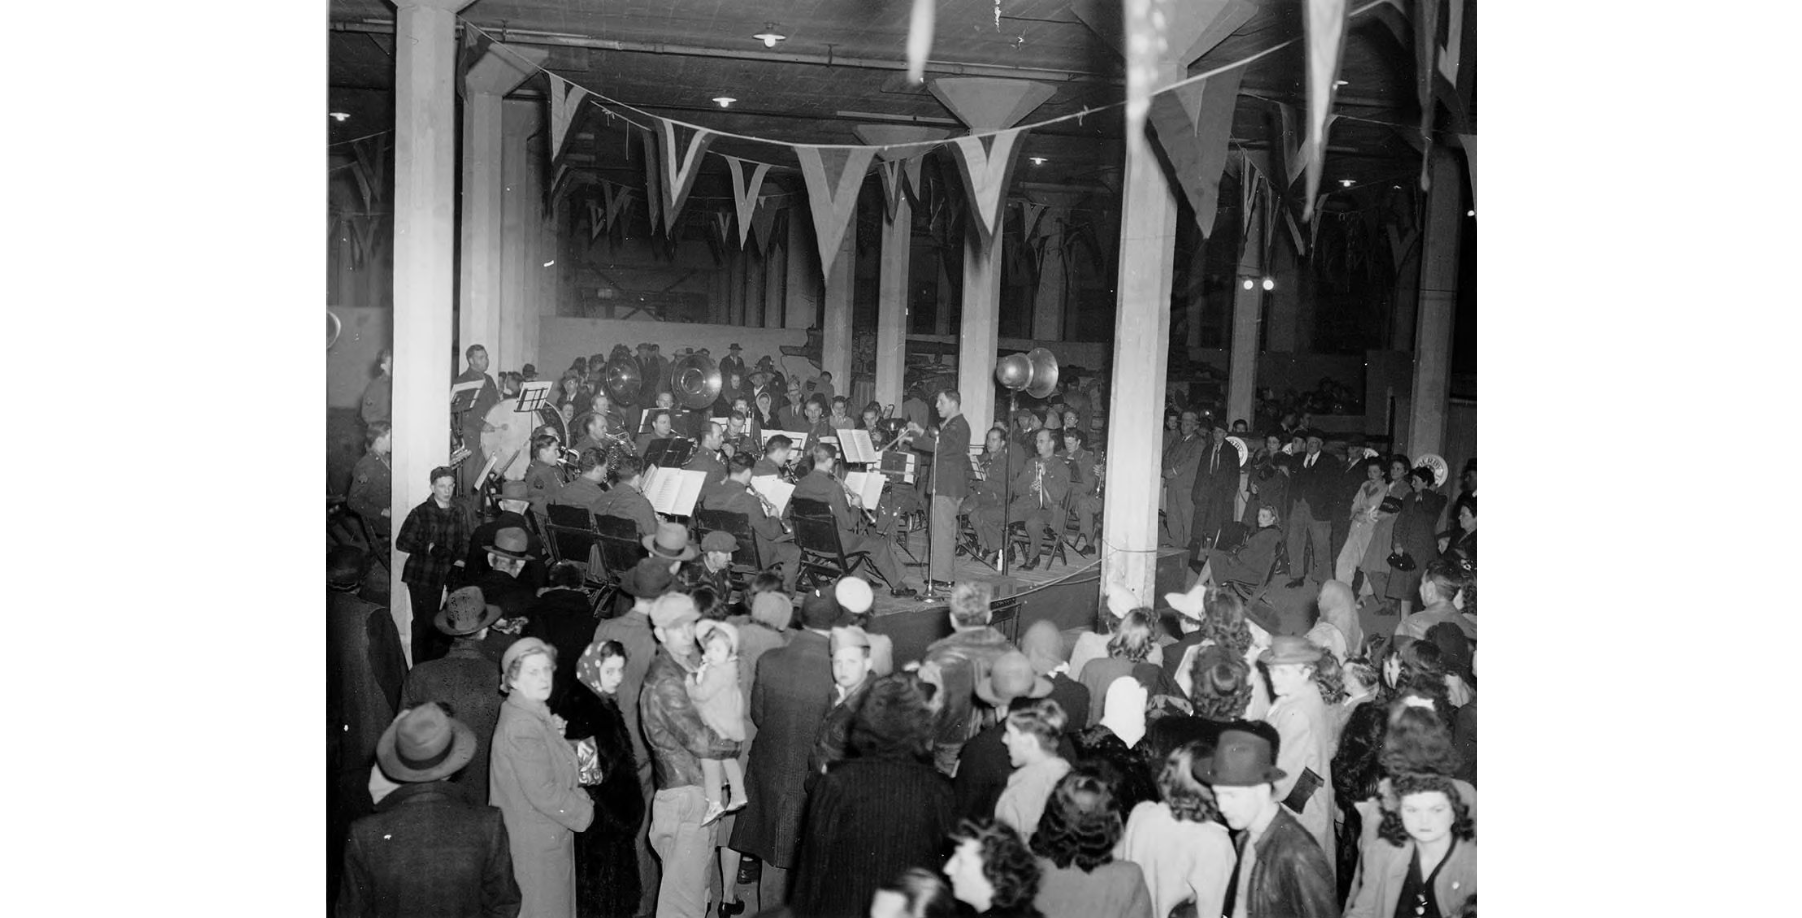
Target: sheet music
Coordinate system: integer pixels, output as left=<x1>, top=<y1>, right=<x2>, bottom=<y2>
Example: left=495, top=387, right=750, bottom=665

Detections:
left=760, top=429, right=809, bottom=453
left=842, top=471, right=886, bottom=509
left=749, top=474, right=795, bottom=517
left=643, top=467, right=709, bottom=517
left=515, top=380, right=555, bottom=412
left=836, top=428, right=879, bottom=464
left=878, top=450, right=917, bottom=484
left=643, top=438, right=694, bottom=469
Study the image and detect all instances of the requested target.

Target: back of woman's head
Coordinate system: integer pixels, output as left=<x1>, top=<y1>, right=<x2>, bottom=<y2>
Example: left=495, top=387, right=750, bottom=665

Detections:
left=1331, top=700, right=1389, bottom=803
left=849, top=674, right=936, bottom=761
left=1106, top=608, right=1157, bottom=664
left=1030, top=768, right=1124, bottom=872
left=1157, top=742, right=1220, bottom=825
left=948, top=820, right=1040, bottom=912
left=875, top=868, right=958, bottom=918
left=1310, top=651, right=1347, bottom=704
left=1199, top=592, right=1251, bottom=658
left=1188, top=646, right=1252, bottom=721
left=1395, top=640, right=1450, bottom=702
left=1004, top=698, right=1068, bottom=756
left=1381, top=700, right=1462, bottom=777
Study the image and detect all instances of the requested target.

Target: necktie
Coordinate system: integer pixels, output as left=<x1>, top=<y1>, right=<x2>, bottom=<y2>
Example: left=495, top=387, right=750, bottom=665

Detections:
left=1221, top=831, right=1248, bottom=918
left=1211, top=448, right=1219, bottom=475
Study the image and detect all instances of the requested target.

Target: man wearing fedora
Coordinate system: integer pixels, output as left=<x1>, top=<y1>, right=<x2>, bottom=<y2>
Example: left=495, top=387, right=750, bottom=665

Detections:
left=464, top=481, right=546, bottom=590
left=399, top=587, right=507, bottom=807
left=585, top=556, right=674, bottom=917
left=719, top=342, right=746, bottom=384
left=641, top=593, right=741, bottom=918
left=1196, top=724, right=1337, bottom=918
left=702, top=451, right=803, bottom=592
left=952, top=650, right=1076, bottom=823
left=338, top=703, right=521, bottom=918
left=465, top=527, right=537, bottom=649
left=1258, top=636, right=1336, bottom=871
left=593, top=453, right=659, bottom=539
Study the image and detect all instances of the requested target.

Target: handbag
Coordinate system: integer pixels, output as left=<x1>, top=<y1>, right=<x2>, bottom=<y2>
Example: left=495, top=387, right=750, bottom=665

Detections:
left=1378, top=496, right=1404, bottom=514
left=1386, top=549, right=1417, bottom=572
left=572, top=737, right=604, bottom=786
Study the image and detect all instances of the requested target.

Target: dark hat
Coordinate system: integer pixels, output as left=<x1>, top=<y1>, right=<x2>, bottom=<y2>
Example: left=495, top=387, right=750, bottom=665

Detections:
left=799, top=587, right=846, bottom=630
left=637, top=342, right=654, bottom=350
left=728, top=343, right=743, bottom=351
left=975, top=651, right=1054, bottom=706
left=1424, top=622, right=1473, bottom=681
left=485, top=526, right=532, bottom=561
left=521, top=363, right=537, bottom=377
left=1192, top=727, right=1287, bottom=788
left=1245, top=599, right=1283, bottom=637
left=700, top=530, right=738, bottom=554
left=1258, top=635, right=1324, bottom=666
left=377, top=703, right=476, bottom=783
left=498, top=480, right=529, bottom=502
left=619, top=558, right=676, bottom=599
left=435, top=586, right=503, bottom=636
left=643, top=522, right=699, bottom=562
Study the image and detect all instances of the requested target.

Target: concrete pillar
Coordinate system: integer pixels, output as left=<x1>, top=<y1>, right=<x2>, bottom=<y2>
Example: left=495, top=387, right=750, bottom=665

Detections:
left=499, top=99, right=547, bottom=374
left=856, top=127, right=949, bottom=410
left=1265, top=240, right=1299, bottom=353
left=1033, top=236, right=1067, bottom=343
left=459, top=44, right=546, bottom=375
left=933, top=263, right=953, bottom=336
left=784, top=210, right=820, bottom=329
left=391, top=0, right=478, bottom=659
left=1226, top=203, right=1265, bottom=427
left=930, top=77, right=1055, bottom=437
left=1406, top=149, right=1465, bottom=458
left=820, top=198, right=856, bottom=388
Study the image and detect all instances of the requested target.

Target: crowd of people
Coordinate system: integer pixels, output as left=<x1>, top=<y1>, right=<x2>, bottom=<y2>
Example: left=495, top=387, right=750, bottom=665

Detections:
left=331, top=342, right=1476, bottom=918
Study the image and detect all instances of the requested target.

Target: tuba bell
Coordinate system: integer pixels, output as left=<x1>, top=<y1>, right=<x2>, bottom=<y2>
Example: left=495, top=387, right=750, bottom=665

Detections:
left=671, top=352, right=723, bottom=410
left=604, top=352, right=645, bottom=405
left=1024, top=347, right=1060, bottom=399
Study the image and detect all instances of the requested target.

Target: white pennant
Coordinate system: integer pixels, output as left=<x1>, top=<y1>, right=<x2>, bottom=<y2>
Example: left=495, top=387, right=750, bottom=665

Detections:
left=725, top=157, right=772, bottom=247
left=547, top=74, right=590, bottom=165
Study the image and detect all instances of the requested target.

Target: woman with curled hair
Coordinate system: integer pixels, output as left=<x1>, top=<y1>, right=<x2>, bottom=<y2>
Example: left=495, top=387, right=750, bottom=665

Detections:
left=869, top=867, right=960, bottom=918
left=1117, top=742, right=1234, bottom=918
left=790, top=675, right=956, bottom=918
left=943, top=819, right=1044, bottom=917
left=1076, top=608, right=1177, bottom=727
left=1381, top=639, right=1456, bottom=724
left=1341, top=700, right=1479, bottom=909
left=1027, top=769, right=1153, bottom=918
left=1344, top=772, right=1476, bottom=918
left=490, top=638, right=594, bottom=918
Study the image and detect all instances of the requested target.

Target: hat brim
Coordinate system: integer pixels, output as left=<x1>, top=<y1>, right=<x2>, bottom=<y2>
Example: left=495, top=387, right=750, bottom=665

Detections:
left=485, top=544, right=532, bottom=561
left=1191, top=760, right=1287, bottom=788
left=434, top=602, right=504, bottom=637
left=642, top=536, right=699, bottom=562
left=376, top=716, right=477, bottom=783
left=1258, top=648, right=1324, bottom=666
left=1166, top=592, right=1206, bottom=620
left=975, top=673, right=1054, bottom=707
left=619, top=572, right=673, bottom=599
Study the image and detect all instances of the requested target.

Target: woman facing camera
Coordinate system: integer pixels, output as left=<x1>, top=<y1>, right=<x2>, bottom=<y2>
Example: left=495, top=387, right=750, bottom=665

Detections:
left=1027, top=769, right=1153, bottom=918
left=491, top=638, right=595, bottom=918
left=1343, top=772, right=1477, bottom=918
left=943, top=819, right=1045, bottom=918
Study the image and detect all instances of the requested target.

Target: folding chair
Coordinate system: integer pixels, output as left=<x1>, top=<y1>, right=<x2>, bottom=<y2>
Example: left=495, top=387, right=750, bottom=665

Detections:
left=955, top=510, right=998, bottom=572
left=544, top=505, right=616, bottom=612
left=692, top=508, right=763, bottom=595
left=522, top=507, right=557, bottom=565
left=1006, top=518, right=1070, bottom=570
left=789, top=497, right=875, bottom=590
left=1225, top=539, right=1291, bottom=606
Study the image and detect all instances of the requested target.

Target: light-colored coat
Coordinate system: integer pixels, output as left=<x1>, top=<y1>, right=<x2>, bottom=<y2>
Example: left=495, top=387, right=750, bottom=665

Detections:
left=1342, top=837, right=1476, bottom=918
left=490, top=693, right=596, bottom=918
left=1263, top=681, right=1335, bottom=869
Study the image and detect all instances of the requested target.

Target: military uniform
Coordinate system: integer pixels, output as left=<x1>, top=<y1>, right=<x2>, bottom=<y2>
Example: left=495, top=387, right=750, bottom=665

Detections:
left=347, top=452, right=392, bottom=540
left=1064, top=447, right=1103, bottom=544
left=523, top=459, right=565, bottom=517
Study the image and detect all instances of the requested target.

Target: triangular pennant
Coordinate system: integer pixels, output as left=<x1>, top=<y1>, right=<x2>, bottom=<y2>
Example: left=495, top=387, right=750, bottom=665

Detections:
left=1387, top=223, right=1421, bottom=272
left=654, top=119, right=717, bottom=234
left=1241, top=150, right=1259, bottom=243
left=547, top=74, right=591, bottom=172
left=1458, top=133, right=1476, bottom=213
left=877, top=160, right=906, bottom=223
left=946, top=129, right=1027, bottom=248
left=795, top=145, right=877, bottom=276
left=750, top=197, right=779, bottom=255
left=1284, top=207, right=1308, bottom=257
left=1412, top=0, right=1441, bottom=191
left=1146, top=67, right=1245, bottom=239
left=1277, top=103, right=1339, bottom=192
left=725, top=157, right=773, bottom=247
left=586, top=198, right=606, bottom=240
left=601, top=181, right=631, bottom=228
left=637, top=127, right=663, bottom=235
left=1301, top=0, right=1350, bottom=220
left=1020, top=201, right=1047, bottom=242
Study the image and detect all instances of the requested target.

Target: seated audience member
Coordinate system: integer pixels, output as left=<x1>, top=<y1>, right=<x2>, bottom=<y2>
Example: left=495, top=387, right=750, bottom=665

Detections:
left=994, top=699, right=1072, bottom=839
left=593, top=454, right=658, bottom=538
left=1194, top=725, right=1338, bottom=918
left=1343, top=772, right=1477, bottom=918
left=923, top=581, right=1018, bottom=775
left=1205, top=504, right=1285, bottom=590
left=1118, top=741, right=1235, bottom=918
left=943, top=819, right=1046, bottom=918
left=337, top=703, right=521, bottom=918
left=1027, top=769, right=1153, bottom=918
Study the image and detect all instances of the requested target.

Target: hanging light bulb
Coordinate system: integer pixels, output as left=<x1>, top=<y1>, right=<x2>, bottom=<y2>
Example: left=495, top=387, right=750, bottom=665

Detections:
left=1261, top=277, right=1275, bottom=291
left=753, top=23, right=787, bottom=48
left=712, top=96, right=737, bottom=108
left=1241, top=278, right=1255, bottom=290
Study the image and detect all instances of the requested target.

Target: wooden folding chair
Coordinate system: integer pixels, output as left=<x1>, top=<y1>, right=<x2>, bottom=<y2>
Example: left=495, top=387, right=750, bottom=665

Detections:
left=692, top=507, right=763, bottom=595
left=789, top=497, right=875, bottom=589
left=545, top=505, right=617, bottom=611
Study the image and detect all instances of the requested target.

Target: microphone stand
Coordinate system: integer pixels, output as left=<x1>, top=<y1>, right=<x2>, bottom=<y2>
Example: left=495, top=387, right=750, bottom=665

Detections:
left=1001, top=391, right=1018, bottom=577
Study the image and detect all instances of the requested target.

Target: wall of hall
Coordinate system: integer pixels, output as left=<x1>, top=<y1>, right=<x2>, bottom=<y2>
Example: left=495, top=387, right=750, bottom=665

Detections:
left=537, top=317, right=814, bottom=386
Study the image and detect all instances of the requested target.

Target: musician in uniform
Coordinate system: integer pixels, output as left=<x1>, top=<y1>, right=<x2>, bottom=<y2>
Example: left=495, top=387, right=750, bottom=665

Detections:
left=684, top=423, right=729, bottom=488
left=754, top=434, right=795, bottom=478
left=593, top=454, right=659, bottom=539
left=723, top=411, right=758, bottom=461
left=348, top=421, right=393, bottom=542
left=550, top=448, right=610, bottom=517
left=1061, top=427, right=1102, bottom=556
left=1007, top=428, right=1072, bottom=571
left=792, top=443, right=920, bottom=598
left=359, top=347, right=392, bottom=427
left=522, top=434, right=566, bottom=518
left=635, top=409, right=679, bottom=462
left=454, top=344, right=501, bottom=492
left=701, top=451, right=802, bottom=591
left=901, top=388, right=970, bottom=590
left=966, top=426, right=1026, bottom=566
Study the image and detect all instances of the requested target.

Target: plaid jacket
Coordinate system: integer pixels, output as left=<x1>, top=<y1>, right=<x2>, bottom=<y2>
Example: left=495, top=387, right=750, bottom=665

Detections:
left=396, top=497, right=473, bottom=588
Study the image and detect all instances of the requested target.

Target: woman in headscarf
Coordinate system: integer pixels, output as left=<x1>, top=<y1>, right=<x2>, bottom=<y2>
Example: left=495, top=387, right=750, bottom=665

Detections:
left=1336, top=456, right=1390, bottom=585
left=1026, top=769, right=1153, bottom=918
left=1117, top=741, right=1235, bottom=918
left=571, top=640, right=644, bottom=918
left=1072, top=678, right=1158, bottom=816
left=491, top=638, right=595, bottom=918
left=1309, top=580, right=1363, bottom=663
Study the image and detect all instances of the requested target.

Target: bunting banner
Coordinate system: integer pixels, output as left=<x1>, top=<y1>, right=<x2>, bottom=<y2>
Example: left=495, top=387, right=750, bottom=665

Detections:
left=946, top=128, right=1028, bottom=248
left=1146, top=67, right=1245, bottom=239
left=877, top=160, right=906, bottom=223
left=1278, top=104, right=1338, bottom=189
left=1123, top=0, right=1174, bottom=167
left=906, top=0, right=937, bottom=84
left=1387, top=223, right=1421, bottom=272
left=750, top=197, right=780, bottom=255
left=602, top=180, right=634, bottom=230
left=637, top=127, right=663, bottom=234
left=654, top=120, right=717, bottom=234
left=1020, top=201, right=1048, bottom=244
left=725, top=157, right=772, bottom=246
left=1301, top=0, right=1350, bottom=220
left=1412, top=0, right=1440, bottom=189
left=547, top=74, right=591, bottom=175
left=1458, top=133, right=1476, bottom=213
left=795, top=145, right=877, bottom=276
left=586, top=198, right=606, bottom=240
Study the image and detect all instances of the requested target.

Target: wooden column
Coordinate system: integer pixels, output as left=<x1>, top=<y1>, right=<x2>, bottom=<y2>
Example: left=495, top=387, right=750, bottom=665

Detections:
left=459, top=43, right=545, bottom=375
left=820, top=198, right=856, bottom=388
left=1406, top=149, right=1465, bottom=458
left=857, top=127, right=948, bottom=409
left=1226, top=201, right=1265, bottom=427
left=930, top=77, right=1054, bottom=436
left=391, top=0, right=477, bottom=659
left=783, top=209, right=820, bottom=329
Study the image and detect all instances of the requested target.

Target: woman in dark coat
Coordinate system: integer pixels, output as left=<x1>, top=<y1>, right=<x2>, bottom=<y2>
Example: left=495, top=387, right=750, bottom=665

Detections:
left=572, top=641, right=644, bottom=918
left=1384, top=467, right=1447, bottom=613
left=790, top=674, right=957, bottom=918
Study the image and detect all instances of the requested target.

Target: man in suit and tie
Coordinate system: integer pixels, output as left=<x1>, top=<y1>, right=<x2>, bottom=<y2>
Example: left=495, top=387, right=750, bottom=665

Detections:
left=1188, top=420, right=1244, bottom=558
left=1162, top=410, right=1205, bottom=551
left=904, top=388, right=972, bottom=592
left=1285, top=430, right=1339, bottom=586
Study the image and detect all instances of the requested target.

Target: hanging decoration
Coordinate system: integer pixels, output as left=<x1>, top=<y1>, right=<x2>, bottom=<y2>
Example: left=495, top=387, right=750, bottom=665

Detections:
left=653, top=120, right=717, bottom=234
left=750, top=197, right=781, bottom=255
left=794, top=145, right=877, bottom=276
left=1301, top=0, right=1351, bottom=220
left=585, top=198, right=607, bottom=240
left=547, top=74, right=592, bottom=201
left=1145, top=67, right=1245, bottom=239
left=636, top=127, right=663, bottom=234
left=946, top=129, right=1028, bottom=248
left=906, top=0, right=937, bottom=84
left=724, top=156, right=772, bottom=247
left=1019, top=200, right=1047, bottom=243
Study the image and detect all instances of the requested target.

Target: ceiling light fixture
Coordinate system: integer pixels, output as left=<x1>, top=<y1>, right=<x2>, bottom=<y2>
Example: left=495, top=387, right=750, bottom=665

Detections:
left=753, top=24, right=787, bottom=48
left=1334, top=79, right=1349, bottom=87
left=1028, top=156, right=1047, bottom=166
left=1467, top=209, right=1476, bottom=217
left=1262, top=277, right=1276, bottom=291
left=329, top=111, right=350, bottom=122
left=1339, top=179, right=1354, bottom=188
left=713, top=96, right=737, bottom=108
left=1241, top=278, right=1255, bottom=290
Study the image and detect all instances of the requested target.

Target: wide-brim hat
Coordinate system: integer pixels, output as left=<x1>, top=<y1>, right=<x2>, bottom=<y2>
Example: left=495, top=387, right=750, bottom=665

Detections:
left=643, top=521, right=698, bottom=562
left=1259, top=634, right=1324, bottom=666
left=975, top=651, right=1054, bottom=706
left=485, top=526, right=532, bottom=561
left=1192, top=727, right=1287, bottom=788
left=435, top=586, right=504, bottom=636
left=1166, top=580, right=1208, bottom=621
left=728, top=343, right=743, bottom=351
left=377, top=703, right=477, bottom=783
left=498, top=479, right=529, bottom=502
left=619, top=558, right=676, bottom=599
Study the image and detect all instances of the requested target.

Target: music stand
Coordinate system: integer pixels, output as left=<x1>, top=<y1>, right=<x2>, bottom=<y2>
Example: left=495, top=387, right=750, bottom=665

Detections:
left=643, top=438, right=694, bottom=469
left=515, top=379, right=555, bottom=413
left=450, top=380, right=485, bottom=414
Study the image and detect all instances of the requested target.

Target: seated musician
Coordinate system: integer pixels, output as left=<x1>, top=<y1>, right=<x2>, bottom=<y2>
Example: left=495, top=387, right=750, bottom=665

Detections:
left=550, top=447, right=610, bottom=516
left=1062, top=427, right=1102, bottom=557
left=1203, top=504, right=1285, bottom=590
left=723, top=411, right=758, bottom=460
left=522, top=433, right=566, bottom=518
left=685, top=422, right=729, bottom=488
left=754, top=434, right=795, bottom=478
left=796, top=395, right=834, bottom=442
left=791, top=443, right=919, bottom=599
left=592, top=453, right=659, bottom=539
left=826, top=396, right=856, bottom=432
left=701, top=451, right=802, bottom=592
left=680, top=530, right=737, bottom=600
left=347, top=421, right=392, bottom=541
left=571, top=410, right=609, bottom=457
left=966, top=426, right=1027, bottom=565
left=635, top=408, right=679, bottom=460
left=1008, top=428, right=1072, bottom=571
left=464, top=480, right=546, bottom=592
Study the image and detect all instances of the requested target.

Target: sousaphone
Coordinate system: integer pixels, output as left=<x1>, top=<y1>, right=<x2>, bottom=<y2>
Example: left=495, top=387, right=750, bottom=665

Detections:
left=995, top=347, right=1061, bottom=399
left=604, top=351, right=645, bottom=405
left=671, top=352, right=723, bottom=410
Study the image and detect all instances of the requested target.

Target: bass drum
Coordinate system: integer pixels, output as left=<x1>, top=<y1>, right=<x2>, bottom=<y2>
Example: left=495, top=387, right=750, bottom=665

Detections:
left=480, top=399, right=563, bottom=481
